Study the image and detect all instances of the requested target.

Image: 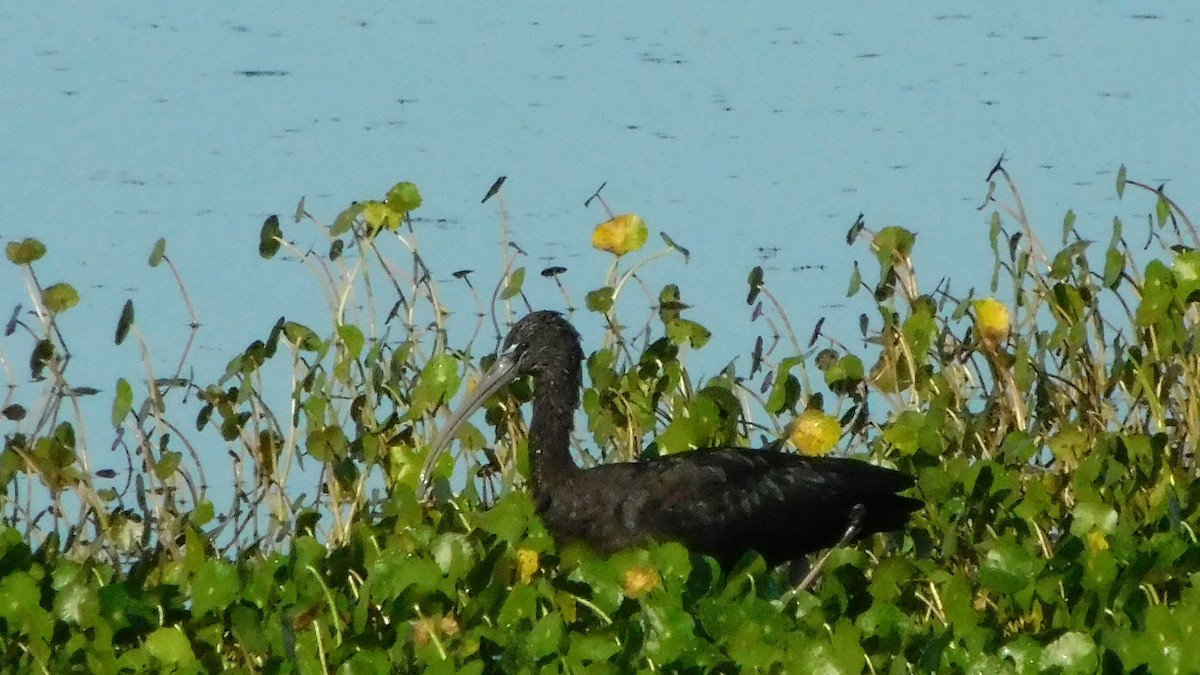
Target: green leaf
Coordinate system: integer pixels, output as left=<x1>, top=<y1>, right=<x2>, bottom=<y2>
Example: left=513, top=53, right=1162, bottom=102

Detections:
left=331, top=201, right=367, bottom=236
left=1039, top=631, right=1097, bottom=674
left=385, top=181, right=422, bottom=213
left=144, top=627, right=196, bottom=665
left=847, top=261, right=862, bottom=297
left=113, top=378, right=133, bottom=427
left=1115, top=164, right=1127, bottom=198
left=1103, top=247, right=1124, bottom=289
left=362, top=200, right=402, bottom=234
left=259, top=215, right=282, bottom=259
left=585, top=286, right=615, bottom=313
left=1155, top=194, right=1171, bottom=227
left=1070, top=500, right=1117, bottom=537
left=42, top=283, right=79, bottom=313
left=406, top=354, right=461, bottom=420
left=115, top=299, right=134, bottom=345
left=526, top=612, right=564, bottom=660
left=337, top=324, right=365, bottom=359
left=500, top=266, right=526, bottom=300
left=1172, top=250, right=1200, bottom=303
left=282, top=321, right=322, bottom=351
left=665, top=317, right=711, bottom=349
left=155, top=451, right=182, bottom=480
left=825, top=355, right=864, bottom=394
left=192, top=560, right=238, bottom=616
left=5, top=238, right=46, bottom=265
left=660, top=230, right=690, bottom=261
left=1136, top=260, right=1174, bottom=326
left=979, top=537, right=1038, bottom=594
left=872, top=226, right=916, bottom=276
left=0, top=571, right=40, bottom=620
left=747, top=266, right=764, bottom=305
left=192, top=500, right=215, bottom=526
left=1061, top=209, right=1076, bottom=244
left=307, top=425, right=349, bottom=462
left=369, top=550, right=441, bottom=600
left=148, top=237, right=166, bottom=267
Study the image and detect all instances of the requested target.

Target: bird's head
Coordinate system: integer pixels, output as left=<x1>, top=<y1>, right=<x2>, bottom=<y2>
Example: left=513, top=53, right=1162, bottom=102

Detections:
left=418, top=310, right=583, bottom=499
left=499, top=310, right=584, bottom=378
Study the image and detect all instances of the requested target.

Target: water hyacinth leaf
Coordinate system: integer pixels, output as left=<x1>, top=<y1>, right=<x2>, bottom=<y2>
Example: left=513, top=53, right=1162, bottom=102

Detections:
left=1039, top=631, right=1097, bottom=673
left=192, top=499, right=215, bottom=526
left=6, top=238, right=47, bottom=265
left=42, top=283, right=79, bottom=313
left=331, top=201, right=367, bottom=236
left=746, top=266, right=764, bottom=305
left=1103, top=248, right=1124, bottom=289
left=526, top=612, right=564, bottom=660
left=155, top=451, right=182, bottom=480
left=847, top=262, right=862, bottom=297
left=871, top=226, right=916, bottom=275
left=282, top=321, right=322, bottom=351
left=307, top=425, right=349, bottom=462
left=1116, top=164, right=1127, bottom=198
left=362, top=200, right=402, bottom=234
left=481, top=176, right=506, bottom=203
left=1135, top=260, right=1174, bottom=326
left=405, top=354, right=461, bottom=420
left=585, top=286, right=615, bottom=313
left=144, top=627, right=196, bottom=666
left=660, top=230, right=690, bottom=261
left=191, top=559, right=238, bottom=616
left=1156, top=193, right=1171, bottom=227
left=4, top=305, right=17, bottom=336
left=337, top=324, right=365, bottom=360
left=501, top=266, right=526, bottom=300
left=113, top=378, right=133, bottom=427
left=30, top=338, right=54, bottom=379
left=979, top=536, right=1038, bottom=594
left=259, top=215, right=282, bottom=259
left=1172, top=250, right=1200, bottom=303
left=825, top=354, right=865, bottom=394
left=385, top=181, right=422, bottom=213
left=148, top=238, right=167, bottom=267
left=1, top=404, right=25, bottom=421
left=265, top=316, right=285, bottom=356
left=592, top=213, right=648, bottom=256
left=1061, top=209, right=1076, bottom=245
left=665, top=318, right=711, bottom=349
left=115, top=299, right=134, bottom=345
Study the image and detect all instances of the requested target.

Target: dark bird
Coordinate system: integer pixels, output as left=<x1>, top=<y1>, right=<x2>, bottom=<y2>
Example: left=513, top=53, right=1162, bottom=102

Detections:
left=419, top=311, right=921, bottom=567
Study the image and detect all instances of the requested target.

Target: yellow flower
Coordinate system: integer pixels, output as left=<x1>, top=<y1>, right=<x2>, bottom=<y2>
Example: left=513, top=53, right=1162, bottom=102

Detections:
left=1085, top=529, right=1109, bottom=552
left=788, top=410, right=840, bottom=456
left=516, top=548, right=539, bottom=584
left=622, top=565, right=660, bottom=598
left=591, top=214, right=648, bottom=256
left=973, top=298, right=1011, bottom=349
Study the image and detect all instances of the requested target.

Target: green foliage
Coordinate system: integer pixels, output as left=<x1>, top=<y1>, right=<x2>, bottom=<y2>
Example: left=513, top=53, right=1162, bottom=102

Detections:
left=3, top=166, right=1200, bottom=671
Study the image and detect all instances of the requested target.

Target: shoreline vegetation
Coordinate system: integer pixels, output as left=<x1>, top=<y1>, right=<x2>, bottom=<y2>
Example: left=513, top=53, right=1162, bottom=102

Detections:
left=2, top=163, right=1198, bottom=671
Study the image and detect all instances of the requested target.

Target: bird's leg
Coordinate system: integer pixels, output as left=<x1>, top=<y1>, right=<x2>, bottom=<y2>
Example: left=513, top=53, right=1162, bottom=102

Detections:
left=798, top=503, right=866, bottom=591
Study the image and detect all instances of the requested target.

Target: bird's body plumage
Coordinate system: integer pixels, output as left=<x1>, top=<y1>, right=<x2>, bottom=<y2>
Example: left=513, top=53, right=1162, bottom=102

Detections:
left=422, top=311, right=921, bottom=566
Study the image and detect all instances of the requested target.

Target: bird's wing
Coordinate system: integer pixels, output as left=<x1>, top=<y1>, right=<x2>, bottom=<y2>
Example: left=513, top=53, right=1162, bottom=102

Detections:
left=618, top=448, right=915, bottom=561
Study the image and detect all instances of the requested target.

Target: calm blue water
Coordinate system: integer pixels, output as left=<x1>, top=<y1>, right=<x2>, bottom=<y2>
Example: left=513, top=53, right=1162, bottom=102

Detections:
left=2, top=4, right=1196, bottom=515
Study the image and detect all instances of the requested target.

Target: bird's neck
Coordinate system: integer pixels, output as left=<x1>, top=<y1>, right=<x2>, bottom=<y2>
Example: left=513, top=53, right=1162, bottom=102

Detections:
left=528, top=367, right=581, bottom=499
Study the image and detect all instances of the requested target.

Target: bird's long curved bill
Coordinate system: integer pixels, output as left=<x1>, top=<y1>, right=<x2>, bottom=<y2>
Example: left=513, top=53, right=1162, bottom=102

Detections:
left=418, top=352, right=521, bottom=500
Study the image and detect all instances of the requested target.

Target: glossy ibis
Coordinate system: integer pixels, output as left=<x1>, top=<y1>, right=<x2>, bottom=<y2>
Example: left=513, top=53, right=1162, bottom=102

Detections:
left=419, top=311, right=921, bottom=567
